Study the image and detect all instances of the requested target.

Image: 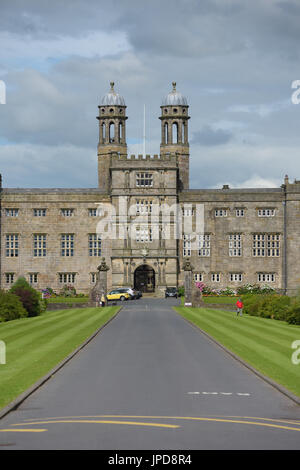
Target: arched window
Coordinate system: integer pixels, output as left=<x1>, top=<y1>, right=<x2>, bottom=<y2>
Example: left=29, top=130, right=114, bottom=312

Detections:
left=119, top=122, right=122, bottom=143
left=183, top=121, right=188, bottom=144
left=164, top=123, right=168, bottom=144
left=101, top=123, right=105, bottom=143
left=172, top=122, right=178, bottom=144
left=109, top=122, right=115, bottom=143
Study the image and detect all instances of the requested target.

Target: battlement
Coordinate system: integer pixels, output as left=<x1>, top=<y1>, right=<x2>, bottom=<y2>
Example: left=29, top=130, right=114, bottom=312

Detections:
left=109, top=152, right=178, bottom=162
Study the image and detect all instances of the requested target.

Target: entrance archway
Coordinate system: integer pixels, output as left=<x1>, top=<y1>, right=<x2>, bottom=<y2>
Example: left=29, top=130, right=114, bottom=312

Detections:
left=134, top=264, right=155, bottom=293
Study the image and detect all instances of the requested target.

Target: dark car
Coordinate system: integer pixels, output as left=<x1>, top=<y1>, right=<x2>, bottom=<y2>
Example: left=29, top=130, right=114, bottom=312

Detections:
left=133, top=289, right=143, bottom=299
left=165, top=287, right=178, bottom=298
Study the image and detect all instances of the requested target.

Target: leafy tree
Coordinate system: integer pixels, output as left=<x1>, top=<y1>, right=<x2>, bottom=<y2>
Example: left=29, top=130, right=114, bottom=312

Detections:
left=0, top=290, right=27, bottom=322
left=10, top=277, right=42, bottom=317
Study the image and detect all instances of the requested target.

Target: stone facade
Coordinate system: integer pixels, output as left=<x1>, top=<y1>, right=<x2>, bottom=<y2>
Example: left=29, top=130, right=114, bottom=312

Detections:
left=0, top=83, right=299, bottom=295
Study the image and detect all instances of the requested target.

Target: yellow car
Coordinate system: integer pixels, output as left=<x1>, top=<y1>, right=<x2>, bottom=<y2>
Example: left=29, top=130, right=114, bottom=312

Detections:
left=106, top=290, right=130, bottom=301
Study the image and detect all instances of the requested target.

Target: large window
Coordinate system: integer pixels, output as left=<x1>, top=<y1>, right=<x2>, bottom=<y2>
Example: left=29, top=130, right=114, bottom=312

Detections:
left=253, top=234, right=280, bottom=257
left=33, top=234, right=47, bottom=257
left=61, top=234, right=74, bottom=257
left=89, top=234, right=102, bottom=257
left=6, top=234, right=19, bottom=257
left=136, top=199, right=153, bottom=214
left=136, top=172, right=153, bottom=187
left=183, top=234, right=191, bottom=257
left=136, top=226, right=153, bottom=243
left=198, top=234, right=210, bottom=257
left=229, top=234, right=242, bottom=257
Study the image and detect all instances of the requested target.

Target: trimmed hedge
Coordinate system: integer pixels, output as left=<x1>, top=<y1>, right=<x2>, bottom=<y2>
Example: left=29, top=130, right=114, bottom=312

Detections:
left=242, top=293, right=300, bottom=325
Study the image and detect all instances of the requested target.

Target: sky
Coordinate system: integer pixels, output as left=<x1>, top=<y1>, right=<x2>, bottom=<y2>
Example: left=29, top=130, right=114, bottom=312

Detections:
left=0, top=0, right=300, bottom=189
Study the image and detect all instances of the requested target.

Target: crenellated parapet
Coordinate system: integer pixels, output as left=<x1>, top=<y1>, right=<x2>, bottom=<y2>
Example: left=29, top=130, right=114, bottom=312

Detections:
left=110, top=152, right=178, bottom=162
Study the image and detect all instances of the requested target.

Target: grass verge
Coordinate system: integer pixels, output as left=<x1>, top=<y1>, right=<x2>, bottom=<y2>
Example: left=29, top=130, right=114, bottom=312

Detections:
left=0, top=306, right=119, bottom=410
left=203, top=296, right=237, bottom=304
left=174, top=305, right=300, bottom=397
left=47, top=296, right=89, bottom=303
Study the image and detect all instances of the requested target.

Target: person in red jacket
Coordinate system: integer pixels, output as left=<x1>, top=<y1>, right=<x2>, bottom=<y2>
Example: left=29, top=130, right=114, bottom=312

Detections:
left=236, top=298, right=244, bottom=317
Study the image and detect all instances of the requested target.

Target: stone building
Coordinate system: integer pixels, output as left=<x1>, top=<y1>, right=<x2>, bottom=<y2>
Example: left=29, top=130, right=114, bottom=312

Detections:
left=0, top=82, right=299, bottom=295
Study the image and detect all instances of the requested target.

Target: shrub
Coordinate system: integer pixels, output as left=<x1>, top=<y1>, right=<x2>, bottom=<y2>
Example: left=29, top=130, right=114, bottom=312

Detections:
left=10, top=277, right=42, bottom=317
left=242, top=293, right=293, bottom=322
left=237, top=283, right=276, bottom=296
left=286, top=296, right=300, bottom=325
left=42, top=287, right=56, bottom=298
left=177, top=286, right=184, bottom=297
left=60, top=285, right=76, bottom=297
left=0, top=290, right=28, bottom=322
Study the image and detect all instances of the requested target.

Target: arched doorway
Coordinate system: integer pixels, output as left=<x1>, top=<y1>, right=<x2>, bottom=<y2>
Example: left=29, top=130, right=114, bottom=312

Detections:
left=134, top=264, right=155, bottom=293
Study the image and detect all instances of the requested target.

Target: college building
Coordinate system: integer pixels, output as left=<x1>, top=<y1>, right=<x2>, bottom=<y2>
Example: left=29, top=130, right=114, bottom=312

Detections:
left=1, top=82, right=299, bottom=295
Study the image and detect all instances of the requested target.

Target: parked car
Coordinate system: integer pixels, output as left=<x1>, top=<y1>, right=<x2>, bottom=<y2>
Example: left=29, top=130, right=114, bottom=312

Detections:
left=114, top=287, right=136, bottom=299
left=133, top=289, right=142, bottom=299
left=165, top=287, right=178, bottom=298
left=106, top=290, right=130, bottom=301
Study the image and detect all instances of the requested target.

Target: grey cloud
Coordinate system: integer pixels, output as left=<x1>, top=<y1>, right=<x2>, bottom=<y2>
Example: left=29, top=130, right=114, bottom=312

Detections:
left=192, top=126, right=233, bottom=146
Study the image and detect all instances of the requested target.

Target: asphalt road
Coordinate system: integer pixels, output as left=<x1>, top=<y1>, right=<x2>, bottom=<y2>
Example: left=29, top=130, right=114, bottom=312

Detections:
left=0, top=298, right=299, bottom=450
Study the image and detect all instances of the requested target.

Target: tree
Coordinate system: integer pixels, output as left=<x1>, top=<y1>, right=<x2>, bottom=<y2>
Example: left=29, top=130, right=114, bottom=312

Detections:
left=10, top=277, right=42, bottom=317
left=0, top=290, right=27, bottom=322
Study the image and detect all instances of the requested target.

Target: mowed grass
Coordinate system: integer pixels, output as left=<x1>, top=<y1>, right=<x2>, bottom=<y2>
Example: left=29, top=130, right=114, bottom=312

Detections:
left=203, top=296, right=237, bottom=304
left=0, top=306, right=119, bottom=410
left=174, top=306, right=300, bottom=397
left=47, top=296, right=89, bottom=303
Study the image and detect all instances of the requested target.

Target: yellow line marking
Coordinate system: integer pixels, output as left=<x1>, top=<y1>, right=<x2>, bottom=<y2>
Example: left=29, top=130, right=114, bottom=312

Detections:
left=12, top=416, right=300, bottom=432
left=12, top=420, right=179, bottom=429
left=0, top=429, right=47, bottom=433
left=212, top=416, right=300, bottom=427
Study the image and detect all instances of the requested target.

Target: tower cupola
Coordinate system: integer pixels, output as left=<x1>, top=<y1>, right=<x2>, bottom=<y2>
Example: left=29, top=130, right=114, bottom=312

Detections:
left=160, top=82, right=190, bottom=190
left=97, top=82, right=128, bottom=190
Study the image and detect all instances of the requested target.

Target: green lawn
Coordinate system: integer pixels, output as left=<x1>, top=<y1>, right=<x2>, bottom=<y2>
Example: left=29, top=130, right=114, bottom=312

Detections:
left=174, top=306, right=300, bottom=397
left=47, top=296, right=89, bottom=303
left=180, top=296, right=237, bottom=305
left=203, top=296, right=237, bottom=304
left=0, top=306, right=119, bottom=410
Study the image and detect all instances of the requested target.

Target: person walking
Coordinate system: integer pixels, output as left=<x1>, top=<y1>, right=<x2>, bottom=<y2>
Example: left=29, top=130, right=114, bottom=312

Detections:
left=236, top=298, right=244, bottom=317
left=100, top=293, right=106, bottom=307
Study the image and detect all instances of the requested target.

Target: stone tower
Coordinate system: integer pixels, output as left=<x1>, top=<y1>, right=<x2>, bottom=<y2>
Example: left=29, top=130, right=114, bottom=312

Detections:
left=97, top=82, right=128, bottom=190
left=159, top=82, right=190, bottom=190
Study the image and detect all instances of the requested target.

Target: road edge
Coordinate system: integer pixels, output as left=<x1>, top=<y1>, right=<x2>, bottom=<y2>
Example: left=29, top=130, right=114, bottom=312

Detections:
left=0, top=306, right=122, bottom=420
left=174, top=307, right=300, bottom=406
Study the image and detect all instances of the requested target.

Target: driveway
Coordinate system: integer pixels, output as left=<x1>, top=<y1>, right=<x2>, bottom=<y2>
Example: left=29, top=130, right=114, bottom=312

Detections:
left=0, top=298, right=299, bottom=449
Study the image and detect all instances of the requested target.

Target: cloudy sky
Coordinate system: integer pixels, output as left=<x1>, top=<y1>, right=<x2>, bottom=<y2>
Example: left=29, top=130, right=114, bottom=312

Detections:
left=0, top=0, right=300, bottom=189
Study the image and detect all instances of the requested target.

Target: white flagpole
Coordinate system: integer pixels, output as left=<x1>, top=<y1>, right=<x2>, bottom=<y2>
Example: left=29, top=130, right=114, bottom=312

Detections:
left=143, top=104, right=146, bottom=157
